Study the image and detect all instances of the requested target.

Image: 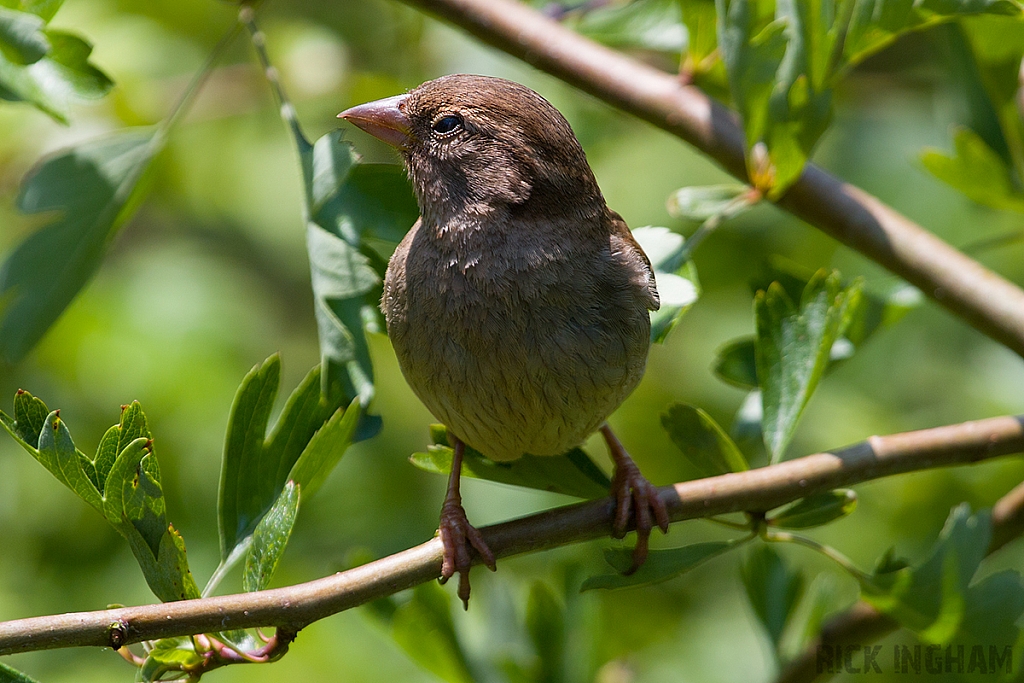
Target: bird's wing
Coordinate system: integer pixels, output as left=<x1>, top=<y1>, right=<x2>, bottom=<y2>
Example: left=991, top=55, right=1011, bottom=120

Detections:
left=606, top=209, right=660, bottom=312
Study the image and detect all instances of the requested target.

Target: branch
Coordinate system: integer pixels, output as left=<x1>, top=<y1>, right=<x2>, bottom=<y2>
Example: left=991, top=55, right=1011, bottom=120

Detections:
left=0, top=415, right=1021, bottom=656
left=775, top=478, right=1024, bottom=683
left=391, top=0, right=1024, bottom=357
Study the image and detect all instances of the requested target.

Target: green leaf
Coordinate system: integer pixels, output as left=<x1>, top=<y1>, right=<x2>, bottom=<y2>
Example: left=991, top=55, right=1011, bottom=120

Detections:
left=661, top=402, right=748, bottom=477
left=243, top=480, right=300, bottom=593
left=287, top=398, right=360, bottom=499
left=10, top=387, right=48, bottom=446
left=575, top=0, right=687, bottom=53
left=781, top=573, right=839, bottom=661
left=0, top=0, right=65, bottom=23
left=741, top=544, right=805, bottom=649
left=0, top=128, right=158, bottom=363
left=767, top=489, right=857, bottom=529
left=30, top=409, right=102, bottom=511
left=713, top=337, right=759, bottom=389
left=0, top=29, right=112, bottom=122
left=411, top=425, right=610, bottom=499
left=138, top=637, right=203, bottom=683
left=666, top=183, right=751, bottom=220
left=526, top=582, right=566, bottom=682
left=860, top=504, right=991, bottom=643
left=921, top=126, right=1024, bottom=212
left=755, top=270, right=862, bottom=462
left=0, top=7, right=48, bottom=64
left=582, top=539, right=746, bottom=590
left=631, top=226, right=701, bottom=342
left=391, top=583, right=475, bottom=683
left=0, top=661, right=41, bottom=683
left=954, top=569, right=1024, bottom=646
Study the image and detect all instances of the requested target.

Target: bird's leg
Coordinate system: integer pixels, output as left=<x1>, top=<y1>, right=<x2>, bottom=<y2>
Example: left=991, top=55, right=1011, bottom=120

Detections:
left=438, top=436, right=497, bottom=608
left=601, top=424, right=670, bottom=574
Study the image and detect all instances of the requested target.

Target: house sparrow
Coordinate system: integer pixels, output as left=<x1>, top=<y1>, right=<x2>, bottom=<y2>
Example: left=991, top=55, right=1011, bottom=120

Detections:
left=339, top=74, right=669, bottom=607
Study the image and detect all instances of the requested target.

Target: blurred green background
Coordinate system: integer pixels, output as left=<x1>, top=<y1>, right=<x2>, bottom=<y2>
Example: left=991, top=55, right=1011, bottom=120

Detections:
left=1, top=1, right=1024, bottom=681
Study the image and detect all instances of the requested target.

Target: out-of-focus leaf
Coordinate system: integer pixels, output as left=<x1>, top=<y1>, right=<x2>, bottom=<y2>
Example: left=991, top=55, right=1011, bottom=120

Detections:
left=288, top=398, right=359, bottom=499
left=755, top=270, right=862, bottom=462
left=391, top=583, right=475, bottom=683
left=0, top=7, right=48, bottom=64
left=632, top=226, right=701, bottom=342
left=742, top=544, right=804, bottom=649
left=0, top=129, right=158, bottom=363
left=781, top=573, right=839, bottom=661
left=921, top=126, right=1024, bottom=212
left=714, top=337, right=758, bottom=389
left=575, top=0, right=687, bottom=53
left=953, top=570, right=1024, bottom=650
left=730, top=390, right=766, bottom=463
left=661, top=402, right=748, bottom=477
left=583, top=539, right=747, bottom=590
left=243, top=480, right=300, bottom=593
left=411, top=425, right=610, bottom=499
left=526, top=582, right=566, bottom=682
left=0, top=0, right=65, bottom=23
left=139, top=637, right=203, bottom=683
left=666, top=183, right=751, bottom=221
left=0, top=30, right=112, bottom=121
left=767, top=489, right=856, bottom=529
left=860, top=504, right=991, bottom=643
left=0, top=661, right=41, bottom=683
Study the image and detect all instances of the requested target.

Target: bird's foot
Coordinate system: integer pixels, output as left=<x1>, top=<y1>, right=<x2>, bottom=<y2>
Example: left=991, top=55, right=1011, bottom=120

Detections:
left=438, top=499, right=496, bottom=609
left=603, top=425, right=670, bottom=575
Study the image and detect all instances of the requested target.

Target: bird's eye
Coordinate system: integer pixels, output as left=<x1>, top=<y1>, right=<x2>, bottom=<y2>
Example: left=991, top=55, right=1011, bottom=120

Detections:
left=432, top=115, right=463, bottom=135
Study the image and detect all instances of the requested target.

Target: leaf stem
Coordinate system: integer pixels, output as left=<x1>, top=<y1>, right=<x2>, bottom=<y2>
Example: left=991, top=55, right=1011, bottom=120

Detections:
left=763, top=529, right=871, bottom=582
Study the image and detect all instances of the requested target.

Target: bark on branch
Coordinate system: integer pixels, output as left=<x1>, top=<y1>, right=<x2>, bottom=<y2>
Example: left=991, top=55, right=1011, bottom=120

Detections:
left=0, top=414, right=1021, bottom=656
left=393, top=0, right=1024, bottom=356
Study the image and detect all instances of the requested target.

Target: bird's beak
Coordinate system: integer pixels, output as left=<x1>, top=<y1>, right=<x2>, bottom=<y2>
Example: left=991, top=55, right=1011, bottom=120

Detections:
left=338, top=94, right=414, bottom=149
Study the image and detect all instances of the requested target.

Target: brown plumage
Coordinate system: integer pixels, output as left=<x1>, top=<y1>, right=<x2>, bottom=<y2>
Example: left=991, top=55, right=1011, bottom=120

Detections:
left=340, top=75, right=669, bottom=607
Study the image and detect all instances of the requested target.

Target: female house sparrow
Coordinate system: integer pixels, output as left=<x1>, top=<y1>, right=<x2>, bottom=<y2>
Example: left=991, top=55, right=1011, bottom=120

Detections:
left=340, top=75, right=669, bottom=606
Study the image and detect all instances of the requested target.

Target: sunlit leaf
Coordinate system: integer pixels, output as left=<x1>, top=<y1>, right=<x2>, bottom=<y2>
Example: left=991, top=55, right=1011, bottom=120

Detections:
left=139, top=637, right=203, bottom=683
left=243, top=480, right=300, bottom=593
left=632, top=226, right=701, bottom=342
left=755, top=270, right=862, bottom=462
left=742, top=544, right=804, bottom=649
left=921, top=126, right=1024, bottom=212
left=0, top=7, right=48, bottom=64
left=661, top=402, right=748, bottom=477
left=767, top=489, right=857, bottom=529
left=583, top=539, right=747, bottom=590
left=860, top=504, right=991, bottom=643
left=412, top=425, right=610, bottom=499
left=288, top=398, right=359, bottom=499
left=666, top=183, right=751, bottom=221
left=0, top=129, right=158, bottom=362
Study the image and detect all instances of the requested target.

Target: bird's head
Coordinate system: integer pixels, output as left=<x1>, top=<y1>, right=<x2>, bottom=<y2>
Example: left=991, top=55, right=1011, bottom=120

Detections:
left=339, top=74, right=603, bottom=225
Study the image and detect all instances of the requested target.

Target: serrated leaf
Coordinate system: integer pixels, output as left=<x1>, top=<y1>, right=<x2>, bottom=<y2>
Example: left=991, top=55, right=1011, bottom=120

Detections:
left=391, top=583, right=475, bottom=683
left=661, top=402, right=748, bottom=477
left=583, top=539, right=745, bottom=590
left=742, top=544, right=804, bottom=650
left=287, top=398, right=359, bottom=499
left=921, top=126, right=1024, bottom=212
left=631, top=226, right=701, bottom=342
left=860, top=504, right=991, bottom=643
left=11, top=388, right=48, bottom=445
left=0, top=29, right=112, bottom=122
left=411, top=425, right=610, bottom=499
left=755, top=270, right=862, bottom=462
left=0, top=128, right=158, bottom=363
left=575, top=0, right=687, bottom=53
left=138, top=637, right=203, bottom=682
left=767, top=489, right=856, bottom=529
left=0, top=7, right=48, bottom=65
left=713, top=337, right=758, bottom=389
left=243, top=480, right=300, bottom=593
left=526, top=582, right=566, bottom=681
left=0, top=661, right=41, bottom=683
left=667, top=183, right=751, bottom=220
left=34, top=410, right=102, bottom=511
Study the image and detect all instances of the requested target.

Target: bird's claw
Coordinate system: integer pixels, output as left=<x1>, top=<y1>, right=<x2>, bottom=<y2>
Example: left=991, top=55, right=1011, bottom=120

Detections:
left=610, top=459, right=670, bottom=574
left=438, top=500, right=496, bottom=609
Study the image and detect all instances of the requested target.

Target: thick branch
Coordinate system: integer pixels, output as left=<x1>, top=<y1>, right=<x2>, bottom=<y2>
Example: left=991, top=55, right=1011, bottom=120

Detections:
left=392, top=0, right=1024, bottom=356
left=776, top=477, right=1024, bottom=683
left=0, top=415, right=1021, bottom=656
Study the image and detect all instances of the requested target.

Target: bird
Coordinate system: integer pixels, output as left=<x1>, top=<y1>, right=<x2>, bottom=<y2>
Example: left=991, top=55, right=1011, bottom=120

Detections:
left=339, top=74, right=669, bottom=607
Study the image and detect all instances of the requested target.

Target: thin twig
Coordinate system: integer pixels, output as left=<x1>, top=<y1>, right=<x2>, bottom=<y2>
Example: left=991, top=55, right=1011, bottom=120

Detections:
left=0, top=414, right=1020, bottom=656
left=392, top=0, right=1024, bottom=357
